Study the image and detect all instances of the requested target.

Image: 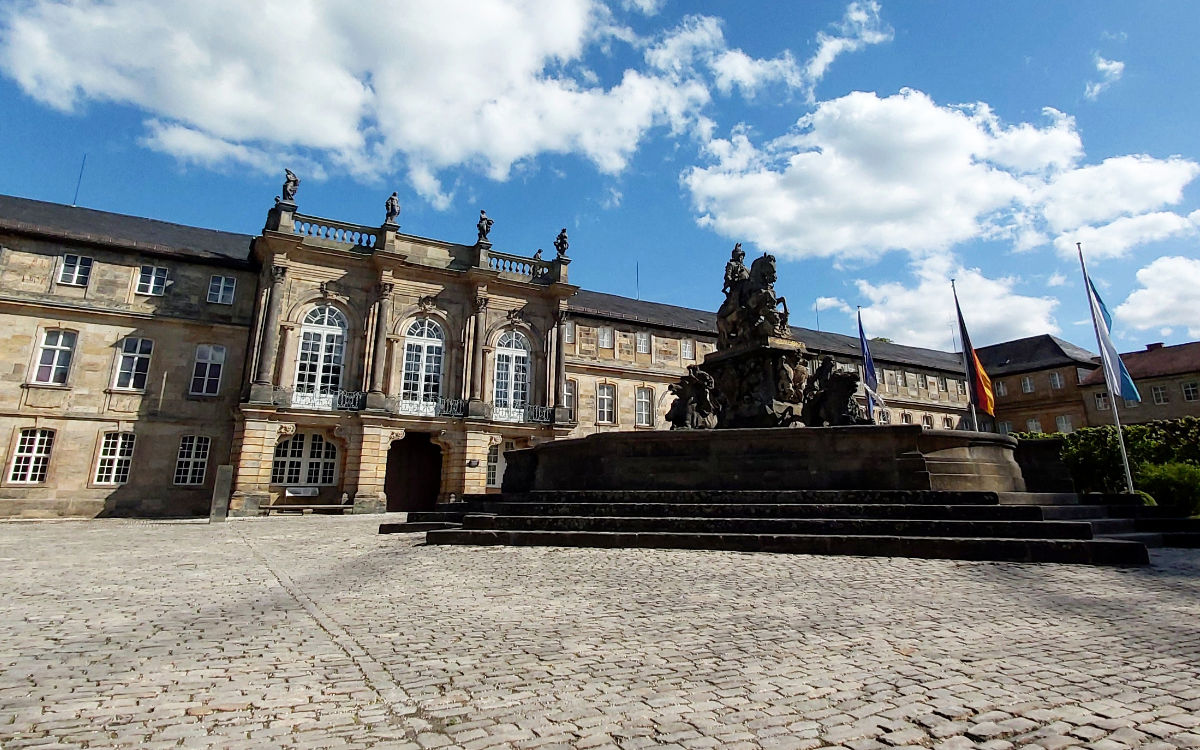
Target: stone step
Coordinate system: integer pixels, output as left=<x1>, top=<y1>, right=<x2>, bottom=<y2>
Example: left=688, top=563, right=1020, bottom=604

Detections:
left=460, top=514, right=1097, bottom=540
left=997, top=492, right=1081, bottom=506
left=406, top=511, right=469, bottom=523
left=502, top=489, right=1006, bottom=506
left=477, top=502, right=1044, bottom=521
left=425, top=529, right=1149, bottom=566
left=379, top=521, right=462, bottom=534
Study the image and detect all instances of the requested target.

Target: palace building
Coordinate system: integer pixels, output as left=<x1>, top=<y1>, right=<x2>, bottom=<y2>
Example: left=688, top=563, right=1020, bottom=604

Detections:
left=1, top=191, right=980, bottom=519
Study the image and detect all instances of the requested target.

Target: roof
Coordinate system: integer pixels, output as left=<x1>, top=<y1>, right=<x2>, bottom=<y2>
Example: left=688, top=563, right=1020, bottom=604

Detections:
left=974, top=334, right=1097, bottom=377
left=568, top=289, right=967, bottom=372
left=1079, top=341, right=1200, bottom=386
left=0, top=194, right=255, bottom=267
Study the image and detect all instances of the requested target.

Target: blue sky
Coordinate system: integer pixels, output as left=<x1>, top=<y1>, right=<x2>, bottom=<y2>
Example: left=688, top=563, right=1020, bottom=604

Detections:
left=2, top=0, right=1198, bottom=352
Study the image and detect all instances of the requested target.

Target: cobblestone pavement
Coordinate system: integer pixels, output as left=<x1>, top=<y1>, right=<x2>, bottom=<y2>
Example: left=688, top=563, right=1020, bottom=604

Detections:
left=3, top=516, right=1200, bottom=749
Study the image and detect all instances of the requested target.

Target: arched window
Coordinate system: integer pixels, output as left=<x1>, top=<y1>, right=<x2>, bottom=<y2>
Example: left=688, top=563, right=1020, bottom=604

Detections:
left=493, top=330, right=530, bottom=422
left=271, top=433, right=338, bottom=485
left=399, top=319, right=444, bottom=414
left=293, top=305, right=347, bottom=409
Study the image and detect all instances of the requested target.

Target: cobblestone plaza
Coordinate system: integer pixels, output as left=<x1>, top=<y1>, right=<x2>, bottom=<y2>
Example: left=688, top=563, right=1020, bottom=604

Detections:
left=3, top=515, right=1200, bottom=749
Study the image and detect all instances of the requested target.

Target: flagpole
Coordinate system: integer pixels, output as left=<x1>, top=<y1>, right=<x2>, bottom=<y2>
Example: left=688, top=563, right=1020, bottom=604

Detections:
left=952, top=279, right=980, bottom=432
left=1076, top=242, right=1136, bottom=494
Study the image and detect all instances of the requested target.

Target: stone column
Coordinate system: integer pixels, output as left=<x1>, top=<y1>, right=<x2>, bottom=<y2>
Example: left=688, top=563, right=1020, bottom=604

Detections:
left=250, top=265, right=287, bottom=403
left=467, top=294, right=489, bottom=417
left=366, top=282, right=394, bottom=410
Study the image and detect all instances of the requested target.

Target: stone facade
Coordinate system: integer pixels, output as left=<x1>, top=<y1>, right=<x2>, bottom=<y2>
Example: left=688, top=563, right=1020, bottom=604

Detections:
left=976, top=335, right=1100, bottom=436
left=1080, top=342, right=1200, bottom=426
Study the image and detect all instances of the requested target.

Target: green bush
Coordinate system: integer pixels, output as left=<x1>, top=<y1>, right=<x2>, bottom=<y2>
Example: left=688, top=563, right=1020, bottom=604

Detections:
left=1136, top=462, right=1200, bottom=516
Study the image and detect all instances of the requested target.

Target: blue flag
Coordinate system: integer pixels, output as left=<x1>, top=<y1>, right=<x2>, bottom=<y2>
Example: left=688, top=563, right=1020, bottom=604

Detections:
left=1086, top=276, right=1141, bottom=403
left=858, top=310, right=880, bottom=418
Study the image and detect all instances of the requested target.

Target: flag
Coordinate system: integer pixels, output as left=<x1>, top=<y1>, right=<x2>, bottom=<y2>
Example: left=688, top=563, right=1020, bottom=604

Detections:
left=1080, top=252, right=1141, bottom=403
left=857, top=309, right=881, bottom=418
left=953, top=286, right=995, bottom=416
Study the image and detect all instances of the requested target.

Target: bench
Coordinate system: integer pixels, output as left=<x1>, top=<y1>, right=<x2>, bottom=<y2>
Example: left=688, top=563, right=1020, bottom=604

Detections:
left=262, top=503, right=352, bottom=515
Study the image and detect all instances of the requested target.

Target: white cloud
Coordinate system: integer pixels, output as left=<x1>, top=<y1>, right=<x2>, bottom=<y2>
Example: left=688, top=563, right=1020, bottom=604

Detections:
left=815, top=296, right=851, bottom=313
left=804, top=1, right=893, bottom=90
left=601, top=186, right=623, bottom=209
left=621, top=0, right=666, bottom=15
left=1039, top=156, right=1200, bottom=232
left=1115, top=256, right=1200, bottom=337
left=1085, top=54, right=1124, bottom=100
left=856, top=256, right=1059, bottom=349
left=1047, top=272, right=1068, bottom=287
left=1053, top=210, right=1200, bottom=260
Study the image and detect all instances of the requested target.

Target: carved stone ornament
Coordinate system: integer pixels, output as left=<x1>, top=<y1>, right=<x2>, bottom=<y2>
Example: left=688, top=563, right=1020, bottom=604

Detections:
left=319, top=281, right=332, bottom=297
left=278, top=169, right=300, bottom=203
left=271, top=265, right=288, bottom=284
left=388, top=429, right=407, bottom=443
left=276, top=422, right=297, bottom=438
left=665, top=365, right=720, bottom=430
left=505, top=308, right=527, bottom=324
left=417, top=295, right=437, bottom=311
left=473, top=295, right=489, bottom=313
left=800, top=356, right=873, bottom=427
left=377, top=282, right=395, bottom=300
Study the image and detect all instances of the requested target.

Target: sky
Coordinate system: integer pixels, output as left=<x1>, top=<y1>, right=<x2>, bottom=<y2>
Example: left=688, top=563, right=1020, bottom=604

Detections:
left=2, top=0, right=1199, bottom=354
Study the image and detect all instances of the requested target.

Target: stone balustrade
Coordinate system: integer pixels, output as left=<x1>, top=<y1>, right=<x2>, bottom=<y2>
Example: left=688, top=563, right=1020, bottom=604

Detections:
left=487, top=250, right=553, bottom=280
left=292, top=214, right=379, bottom=249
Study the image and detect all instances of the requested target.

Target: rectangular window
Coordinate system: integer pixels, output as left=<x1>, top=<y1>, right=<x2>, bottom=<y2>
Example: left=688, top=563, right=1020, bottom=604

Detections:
left=877, top=410, right=890, bottom=423
left=635, top=331, right=650, bottom=354
left=998, top=421, right=1012, bottom=435
left=1095, top=392, right=1111, bottom=411
left=8, top=428, right=54, bottom=484
left=563, top=320, right=575, bottom=344
left=1152, top=385, right=1169, bottom=405
left=115, top=337, right=153, bottom=390
left=272, top=434, right=305, bottom=485
left=1183, top=382, right=1199, bottom=402
left=33, top=329, right=76, bottom=385
left=905, top=372, right=917, bottom=391
left=681, top=339, right=695, bottom=360
left=207, top=275, right=236, bottom=304
left=1125, top=398, right=1139, bottom=408
left=995, top=380, right=1008, bottom=397
left=58, top=254, right=93, bottom=286
left=95, top=432, right=135, bottom=485
left=173, top=435, right=211, bottom=485
left=884, top=370, right=896, bottom=392
left=190, top=344, right=225, bottom=396
left=938, top=376, right=948, bottom=392
left=136, top=265, right=168, bottom=295
left=598, top=327, right=614, bottom=348
left=486, top=443, right=499, bottom=487
left=597, top=383, right=615, bottom=423
left=1026, top=418, right=1042, bottom=433
left=1055, top=415, right=1074, bottom=433
left=1049, top=371, right=1065, bottom=389
left=1021, top=376, right=1035, bottom=393
left=635, top=387, right=653, bottom=427
left=955, top=379, right=966, bottom=395
left=564, top=380, right=576, bottom=421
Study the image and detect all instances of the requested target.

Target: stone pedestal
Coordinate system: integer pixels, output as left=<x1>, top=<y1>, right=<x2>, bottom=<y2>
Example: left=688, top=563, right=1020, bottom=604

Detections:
left=700, top=337, right=811, bottom=429
left=352, top=491, right=385, bottom=514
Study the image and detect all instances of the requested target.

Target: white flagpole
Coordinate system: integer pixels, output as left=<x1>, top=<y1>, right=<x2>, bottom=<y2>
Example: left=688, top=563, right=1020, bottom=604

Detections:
left=952, top=279, right=980, bottom=432
left=1076, top=242, right=1135, bottom=494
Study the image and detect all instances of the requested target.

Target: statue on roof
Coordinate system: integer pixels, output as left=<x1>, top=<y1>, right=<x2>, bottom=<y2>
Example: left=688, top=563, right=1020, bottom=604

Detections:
left=280, top=169, right=300, bottom=203
left=477, top=210, right=494, bottom=243
left=384, top=192, right=400, bottom=224
left=554, top=228, right=569, bottom=257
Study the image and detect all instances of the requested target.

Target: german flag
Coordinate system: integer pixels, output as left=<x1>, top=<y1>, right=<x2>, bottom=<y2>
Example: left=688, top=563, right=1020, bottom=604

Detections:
left=953, top=286, right=995, bottom=416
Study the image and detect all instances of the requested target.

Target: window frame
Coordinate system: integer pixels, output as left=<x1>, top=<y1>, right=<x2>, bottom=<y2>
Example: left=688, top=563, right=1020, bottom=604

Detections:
left=173, top=435, right=211, bottom=486
left=634, top=386, right=653, bottom=427
left=8, top=428, right=55, bottom=484
left=294, top=305, right=348, bottom=400
left=1049, top=371, right=1065, bottom=390
left=597, top=383, right=616, bottom=424
left=94, top=431, right=136, bottom=486
left=597, top=327, right=614, bottom=349
left=1055, top=415, right=1074, bottom=434
left=1095, top=392, right=1111, bottom=411
left=400, top=319, right=445, bottom=406
left=998, top=421, right=1013, bottom=435
left=563, top=379, right=577, bottom=421
left=113, top=337, right=154, bottom=391
left=136, top=265, right=169, bottom=296
left=1152, top=385, right=1169, bottom=405
left=563, top=320, right=575, bottom=344
left=635, top=331, right=650, bottom=355
left=1182, top=381, right=1198, bottom=403
left=681, top=339, right=695, bottom=360
left=492, top=330, right=531, bottom=421
left=1026, top=418, right=1042, bottom=433
left=1020, top=376, right=1035, bottom=393
left=995, top=380, right=1008, bottom=397
left=189, top=344, right=226, bottom=396
left=32, top=329, right=77, bottom=385
left=207, top=275, right=236, bottom=305
left=58, top=254, right=93, bottom=287
left=270, top=433, right=338, bottom=486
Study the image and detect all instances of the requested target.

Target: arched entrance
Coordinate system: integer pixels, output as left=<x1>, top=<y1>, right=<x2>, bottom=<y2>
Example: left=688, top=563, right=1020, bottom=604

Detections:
left=384, top=432, right=442, bottom=512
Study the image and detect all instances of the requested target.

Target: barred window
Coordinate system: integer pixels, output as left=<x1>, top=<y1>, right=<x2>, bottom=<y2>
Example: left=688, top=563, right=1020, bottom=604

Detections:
left=190, top=344, right=225, bottom=395
left=95, top=432, right=135, bottom=485
left=136, top=265, right=168, bottom=295
left=34, top=329, right=76, bottom=385
left=271, top=433, right=338, bottom=486
left=8, top=428, right=54, bottom=484
left=635, top=387, right=653, bottom=426
left=173, top=435, right=211, bottom=485
left=207, top=275, right=236, bottom=304
left=58, top=254, right=93, bottom=286
left=115, top=337, right=153, bottom=390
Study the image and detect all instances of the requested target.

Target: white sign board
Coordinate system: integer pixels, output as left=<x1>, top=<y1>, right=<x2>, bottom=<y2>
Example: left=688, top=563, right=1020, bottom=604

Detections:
left=285, top=486, right=319, bottom=497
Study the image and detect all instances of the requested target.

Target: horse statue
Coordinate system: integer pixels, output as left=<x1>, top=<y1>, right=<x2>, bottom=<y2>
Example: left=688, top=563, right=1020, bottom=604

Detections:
left=800, top=356, right=872, bottom=426
left=716, top=252, right=790, bottom=349
left=666, top=365, right=720, bottom=430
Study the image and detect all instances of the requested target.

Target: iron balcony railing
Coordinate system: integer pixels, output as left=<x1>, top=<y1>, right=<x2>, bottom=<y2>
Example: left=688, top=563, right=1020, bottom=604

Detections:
left=386, top=396, right=468, bottom=418
left=271, top=387, right=552, bottom=423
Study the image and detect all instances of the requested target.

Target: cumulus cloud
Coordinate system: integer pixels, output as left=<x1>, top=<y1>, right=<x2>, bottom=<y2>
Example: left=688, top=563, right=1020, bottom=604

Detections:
left=856, top=256, right=1059, bottom=349
left=684, top=89, right=1200, bottom=264
left=1053, top=210, right=1200, bottom=260
left=805, top=1, right=893, bottom=89
left=815, top=296, right=851, bottom=313
left=1116, top=256, right=1200, bottom=337
left=1047, top=272, right=1068, bottom=287
left=1085, top=55, right=1124, bottom=100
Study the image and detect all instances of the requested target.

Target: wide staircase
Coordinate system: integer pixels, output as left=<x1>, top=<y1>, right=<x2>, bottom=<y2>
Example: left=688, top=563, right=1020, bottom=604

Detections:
left=380, top=490, right=1200, bottom=565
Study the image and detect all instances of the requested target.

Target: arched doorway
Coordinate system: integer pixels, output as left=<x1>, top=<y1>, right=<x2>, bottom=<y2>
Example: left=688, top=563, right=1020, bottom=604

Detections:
left=384, top=432, right=442, bottom=512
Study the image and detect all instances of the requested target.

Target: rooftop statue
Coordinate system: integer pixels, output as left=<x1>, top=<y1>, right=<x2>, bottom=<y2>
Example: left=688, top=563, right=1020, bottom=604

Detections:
left=716, top=247, right=790, bottom=349
left=477, top=210, right=494, bottom=243
left=384, top=192, right=400, bottom=223
left=280, top=169, right=300, bottom=203
left=554, top=228, right=569, bottom=257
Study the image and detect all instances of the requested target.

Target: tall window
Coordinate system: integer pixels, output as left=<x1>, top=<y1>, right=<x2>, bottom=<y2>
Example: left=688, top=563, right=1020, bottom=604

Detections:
left=942, top=417, right=955, bottom=429
left=207, top=275, right=236, bottom=304
left=563, top=320, right=575, bottom=344
left=1055, top=415, right=1074, bottom=433
left=190, top=344, right=225, bottom=395
left=1095, top=392, right=1111, bottom=411
left=493, top=330, right=530, bottom=422
left=1152, top=385, right=1169, bottom=405
left=998, top=421, right=1012, bottom=435
left=136, top=265, right=168, bottom=295
left=33, top=329, right=76, bottom=385
left=1049, top=371, right=1065, bottom=389
left=635, top=387, right=653, bottom=426
left=8, top=428, right=54, bottom=484
left=681, top=339, right=695, bottom=360
left=295, top=306, right=347, bottom=404
left=955, top=380, right=966, bottom=395
left=938, top=376, right=948, bottom=392
left=905, top=372, right=917, bottom=392
left=877, top=410, right=890, bottom=423
left=115, top=337, right=153, bottom=390
left=1026, top=418, right=1042, bottom=433
left=564, top=379, right=576, bottom=421
left=58, top=254, right=92, bottom=286
left=173, top=435, right=211, bottom=485
left=995, top=380, right=1008, bottom=397
left=921, top=415, right=933, bottom=429
left=486, top=440, right=516, bottom=488
left=901, top=412, right=913, bottom=424
left=271, top=433, right=337, bottom=485
left=635, top=331, right=650, bottom=354
left=597, top=383, right=615, bottom=423
left=401, top=319, right=444, bottom=408
left=95, top=432, right=135, bottom=485
left=598, top=327, right=614, bottom=348
left=1021, top=376, right=1035, bottom=393
left=1183, top=382, right=1199, bottom=402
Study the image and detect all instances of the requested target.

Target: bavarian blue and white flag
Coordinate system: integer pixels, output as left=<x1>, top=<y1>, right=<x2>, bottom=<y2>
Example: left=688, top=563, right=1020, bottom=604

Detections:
left=1080, top=247, right=1141, bottom=403
left=857, top=309, right=884, bottom=418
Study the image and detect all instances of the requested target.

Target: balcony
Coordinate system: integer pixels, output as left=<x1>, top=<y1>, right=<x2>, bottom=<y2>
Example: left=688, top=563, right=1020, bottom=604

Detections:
left=268, top=388, right=553, bottom=424
left=386, top=396, right=468, bottom=418
left=274, top=387, right=367, bottom=411
left=491, top=404, right=555, bottom=424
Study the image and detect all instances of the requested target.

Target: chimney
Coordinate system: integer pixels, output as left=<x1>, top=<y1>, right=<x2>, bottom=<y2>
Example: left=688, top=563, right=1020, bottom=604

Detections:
left=1146, top=342, right=1164, bottom=351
